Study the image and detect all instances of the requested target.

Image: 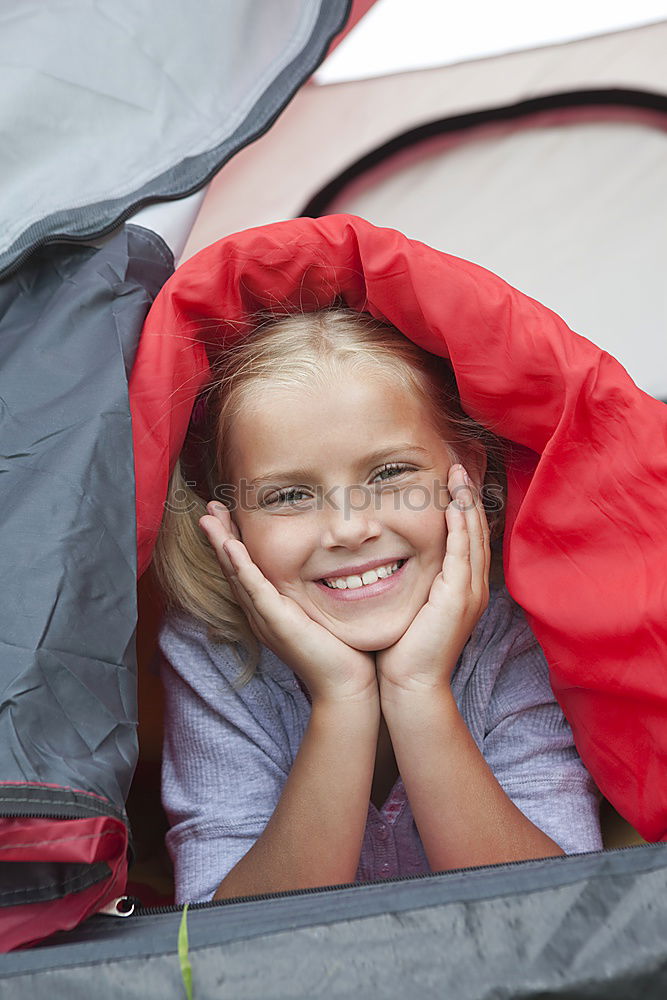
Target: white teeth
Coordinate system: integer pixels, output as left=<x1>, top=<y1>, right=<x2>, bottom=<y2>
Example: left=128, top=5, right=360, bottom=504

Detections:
left=322, top=560, right=404, bottom=590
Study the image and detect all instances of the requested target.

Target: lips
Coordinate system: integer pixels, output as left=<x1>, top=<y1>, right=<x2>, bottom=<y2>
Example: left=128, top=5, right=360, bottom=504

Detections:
left=314, top=557, right=410, bottom=601
left=320, top=559, right=406, bottom=587
left=316, top=556, right=408, bottom=583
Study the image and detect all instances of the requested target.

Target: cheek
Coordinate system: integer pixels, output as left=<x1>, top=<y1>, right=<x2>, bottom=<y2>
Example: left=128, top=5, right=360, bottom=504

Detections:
left=402, top=499, right=447, bottom=553
left=242, top=523, right=304, bottom=584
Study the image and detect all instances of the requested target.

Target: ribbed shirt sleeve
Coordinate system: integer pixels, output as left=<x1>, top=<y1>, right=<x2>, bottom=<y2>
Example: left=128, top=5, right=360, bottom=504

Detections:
left=479, top=614, right=604, bottom=855
left=158, top=612, right=307, bottom=904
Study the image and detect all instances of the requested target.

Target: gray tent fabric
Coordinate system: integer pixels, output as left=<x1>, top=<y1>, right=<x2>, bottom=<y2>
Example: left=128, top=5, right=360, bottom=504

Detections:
left=0, top=0, right=350, bottom=278
left=0, top=0, right=353, bottom=949
left=3, top=843, right=667, bottom=997
left=0, top=225, right=174, bottom=910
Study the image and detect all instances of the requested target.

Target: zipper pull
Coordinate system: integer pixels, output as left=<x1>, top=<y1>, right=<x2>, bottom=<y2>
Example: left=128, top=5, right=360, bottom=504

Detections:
left=97, top=896, right=137, bottom=917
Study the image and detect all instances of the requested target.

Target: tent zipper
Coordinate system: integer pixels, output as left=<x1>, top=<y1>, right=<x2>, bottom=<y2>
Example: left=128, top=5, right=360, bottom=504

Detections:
left=1, top=811, right=111, bottom=819
left=131, top=841, right=650, bottom=917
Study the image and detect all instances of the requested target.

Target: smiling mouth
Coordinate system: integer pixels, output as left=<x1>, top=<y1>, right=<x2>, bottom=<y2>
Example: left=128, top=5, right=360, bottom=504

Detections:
left=319, top=559, right=407, bottom=589
left=313, top=558, right=410, bottom=601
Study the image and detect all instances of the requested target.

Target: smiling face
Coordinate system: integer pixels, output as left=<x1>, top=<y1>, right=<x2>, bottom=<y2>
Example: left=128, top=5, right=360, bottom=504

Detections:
left=225, top=371, right=485, bottom=652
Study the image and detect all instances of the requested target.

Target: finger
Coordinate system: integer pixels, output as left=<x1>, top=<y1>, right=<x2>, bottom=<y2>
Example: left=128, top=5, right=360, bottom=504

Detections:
left=478, top=487, right=492, bottom=583
left=214, top=539, right=258, bottom=609
left=447, top=463, right=490, bottom=594
left=218, top=538, right=293, bottom=635
left=444, top=497, right=469, bottom=555
left=199, top=517, right=267, bottom=631
left=206, top=502, right=242, bottom=541
left=468, top=470, right=491, bottom=586
left=222, top=540, right=337, bottom=669
left=200, top=503, right=246, bottom=579
left=442, top=487, right=472, bottom=595
left=199, top=515, right=237, bottom=578
left=458, top=467, right=488, bottom=594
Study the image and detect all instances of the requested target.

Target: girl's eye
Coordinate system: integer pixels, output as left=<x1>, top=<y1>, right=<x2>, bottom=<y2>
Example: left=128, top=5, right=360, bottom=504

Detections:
left=374, top=463, right=413, bottom=482
left=263, top=464, right=413, bottom=507
left=265, top=487, right=310, bottom=507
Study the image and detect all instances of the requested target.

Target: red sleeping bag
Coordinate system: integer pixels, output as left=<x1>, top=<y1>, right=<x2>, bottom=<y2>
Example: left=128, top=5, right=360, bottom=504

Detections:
left=132, top=213, right=667, bottom=842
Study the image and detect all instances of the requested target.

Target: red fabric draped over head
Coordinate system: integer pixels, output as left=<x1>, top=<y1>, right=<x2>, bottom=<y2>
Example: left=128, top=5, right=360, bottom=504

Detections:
left=132, top=213, right=667, bottom=841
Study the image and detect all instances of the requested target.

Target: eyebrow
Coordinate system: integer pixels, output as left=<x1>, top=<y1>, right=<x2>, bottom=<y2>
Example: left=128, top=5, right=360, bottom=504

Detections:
left=248, top=444, right=431, bottom=487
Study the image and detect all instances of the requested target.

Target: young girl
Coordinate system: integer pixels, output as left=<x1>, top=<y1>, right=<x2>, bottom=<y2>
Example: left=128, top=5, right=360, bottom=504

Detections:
left=153, top=290, right=603, bottom=905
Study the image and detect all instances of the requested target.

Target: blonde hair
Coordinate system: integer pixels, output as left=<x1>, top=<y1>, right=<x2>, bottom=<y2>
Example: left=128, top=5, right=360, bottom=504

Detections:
left=152, top=306, right=509, bottom=688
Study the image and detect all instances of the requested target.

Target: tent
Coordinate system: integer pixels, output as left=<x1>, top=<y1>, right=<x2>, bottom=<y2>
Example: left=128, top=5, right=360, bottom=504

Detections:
left=183, top=4, right=667, bottom=402
left=1, top=1, right=667, bottom=994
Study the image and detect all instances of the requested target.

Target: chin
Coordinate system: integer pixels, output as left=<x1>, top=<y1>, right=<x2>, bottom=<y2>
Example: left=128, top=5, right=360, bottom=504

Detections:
left=303, top=597, right=413, bottom=651
left=339, top=623, right=409, bottom=653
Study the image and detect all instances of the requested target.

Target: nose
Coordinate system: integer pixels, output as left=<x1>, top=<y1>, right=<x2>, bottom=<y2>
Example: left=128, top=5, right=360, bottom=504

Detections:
left=319, top=485, right=382, bottom=549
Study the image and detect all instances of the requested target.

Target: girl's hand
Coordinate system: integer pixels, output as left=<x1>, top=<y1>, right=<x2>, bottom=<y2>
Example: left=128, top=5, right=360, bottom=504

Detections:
left=376, top=464, right=490, bottom=698
left=200, top=503, right=379, bottom=707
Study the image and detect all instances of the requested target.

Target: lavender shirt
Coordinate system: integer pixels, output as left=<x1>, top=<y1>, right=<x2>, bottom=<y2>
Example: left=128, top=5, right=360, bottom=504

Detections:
left=159, top=583, right=603, bottom=904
